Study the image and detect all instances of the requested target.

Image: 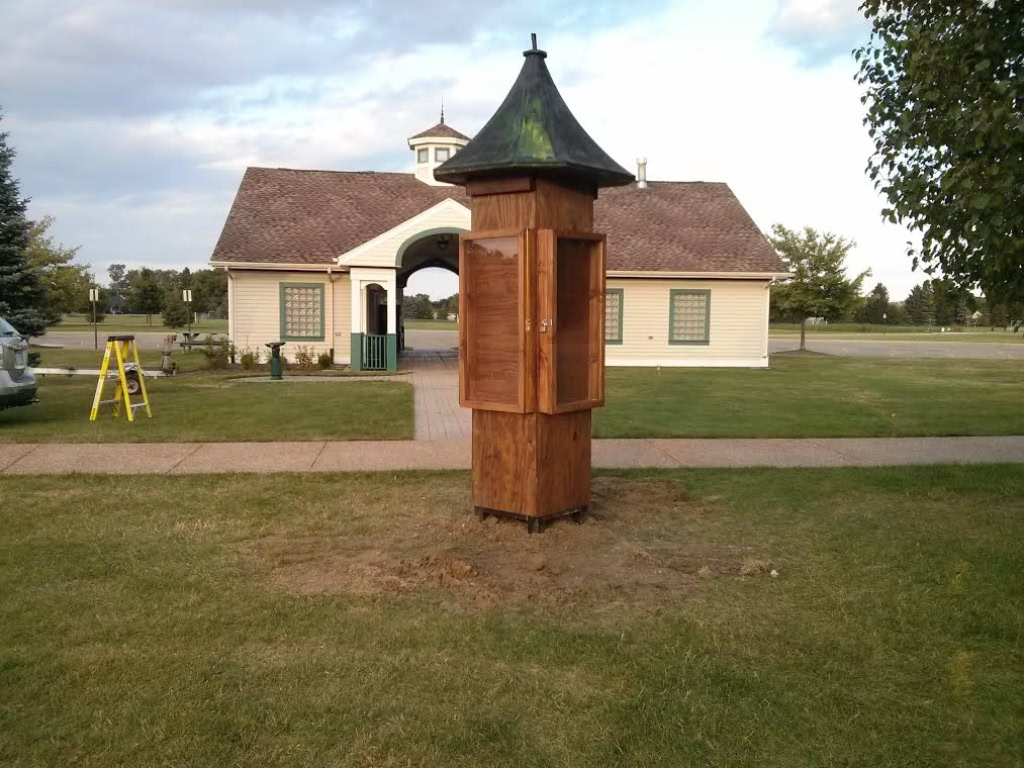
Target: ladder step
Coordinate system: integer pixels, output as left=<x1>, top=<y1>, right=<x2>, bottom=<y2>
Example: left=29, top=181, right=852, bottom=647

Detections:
left=98, top=399, right=118, bottom=405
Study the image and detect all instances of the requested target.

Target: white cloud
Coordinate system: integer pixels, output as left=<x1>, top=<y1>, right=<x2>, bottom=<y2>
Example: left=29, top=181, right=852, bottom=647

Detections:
left=11, top=0, right=924, bottom=299
left=767, top=0, right=868, bottom=66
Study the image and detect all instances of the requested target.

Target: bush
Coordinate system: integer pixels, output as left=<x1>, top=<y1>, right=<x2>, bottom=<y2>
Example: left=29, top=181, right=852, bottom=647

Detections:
left=293, top=346, right=315, bottom=371
left=317, top=353, right=332, bottom=370
left=240, top=348, right=260, bottom=370
left=200, top=336, right=234, bottom=369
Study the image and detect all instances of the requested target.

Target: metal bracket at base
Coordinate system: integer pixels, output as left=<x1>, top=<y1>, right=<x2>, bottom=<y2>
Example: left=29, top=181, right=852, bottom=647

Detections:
left=474, top=505, right=588, bottom=534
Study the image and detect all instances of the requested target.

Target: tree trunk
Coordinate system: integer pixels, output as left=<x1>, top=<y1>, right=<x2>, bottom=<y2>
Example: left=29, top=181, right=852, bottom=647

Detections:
left=800, top=316, right=807, bottom=351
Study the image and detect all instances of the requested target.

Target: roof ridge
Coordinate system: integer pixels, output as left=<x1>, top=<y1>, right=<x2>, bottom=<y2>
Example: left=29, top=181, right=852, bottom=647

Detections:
left=248, top=167, right=416, bottom=177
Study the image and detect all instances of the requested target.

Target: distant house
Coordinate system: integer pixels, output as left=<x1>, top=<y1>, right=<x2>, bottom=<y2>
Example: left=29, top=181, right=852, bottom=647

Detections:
left=210, top=119, right=787, bottom=370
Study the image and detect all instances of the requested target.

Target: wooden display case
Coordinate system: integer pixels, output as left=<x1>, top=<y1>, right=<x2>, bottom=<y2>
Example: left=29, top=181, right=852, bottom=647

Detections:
left=458, top=229, right=606, bottom=416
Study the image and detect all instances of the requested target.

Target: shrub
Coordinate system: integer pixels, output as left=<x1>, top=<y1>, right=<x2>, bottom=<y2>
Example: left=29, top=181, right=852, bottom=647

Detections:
left=200, top=336, right=234, bottom=369
left=317, top=353, right=332, bottom=370
left=240, top=348, right=260, bottom=370
left=293, top=346, right=315, bottom=371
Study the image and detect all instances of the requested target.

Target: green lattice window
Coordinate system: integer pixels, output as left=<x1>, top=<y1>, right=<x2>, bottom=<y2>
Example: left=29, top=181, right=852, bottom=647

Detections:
left=669, top=289, right=710, bottom=344
left=279, top=283, right=324, bottom=341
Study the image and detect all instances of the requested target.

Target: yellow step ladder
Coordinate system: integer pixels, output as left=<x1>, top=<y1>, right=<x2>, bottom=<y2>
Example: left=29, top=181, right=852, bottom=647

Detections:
left=89, top=335, right=153, bottom=422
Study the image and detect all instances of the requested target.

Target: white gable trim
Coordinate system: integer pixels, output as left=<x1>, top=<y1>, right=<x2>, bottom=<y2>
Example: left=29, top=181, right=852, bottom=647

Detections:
left=336, top=198, right=471, bottom=268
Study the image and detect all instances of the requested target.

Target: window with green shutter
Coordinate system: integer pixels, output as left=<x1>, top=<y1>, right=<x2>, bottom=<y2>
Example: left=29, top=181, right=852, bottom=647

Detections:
left=605, top=288, right=623, bottom=344
left=669, top=289, right=710, bottom=344
left=280, top=283, right=325, bottom=341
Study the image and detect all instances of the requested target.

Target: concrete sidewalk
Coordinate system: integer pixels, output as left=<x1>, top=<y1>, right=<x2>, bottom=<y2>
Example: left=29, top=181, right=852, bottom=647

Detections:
left=2, top=436, right=1023, bottom=476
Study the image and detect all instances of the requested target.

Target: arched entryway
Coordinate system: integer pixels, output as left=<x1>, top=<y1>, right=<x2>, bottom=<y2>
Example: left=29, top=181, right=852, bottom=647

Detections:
left=396, top=228, right=462, bottom=360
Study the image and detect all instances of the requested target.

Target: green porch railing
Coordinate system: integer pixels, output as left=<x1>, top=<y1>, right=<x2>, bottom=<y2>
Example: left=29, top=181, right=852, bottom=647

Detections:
left=362, top=333, right=388, bottom=371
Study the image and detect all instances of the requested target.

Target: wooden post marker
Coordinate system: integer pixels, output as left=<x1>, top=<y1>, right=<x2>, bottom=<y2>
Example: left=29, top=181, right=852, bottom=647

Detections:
left=435, top=35, right=634, bottom=533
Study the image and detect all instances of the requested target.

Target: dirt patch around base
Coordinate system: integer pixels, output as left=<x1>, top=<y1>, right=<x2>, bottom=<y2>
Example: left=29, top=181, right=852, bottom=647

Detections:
left=263, top=476, right=771, bottom=611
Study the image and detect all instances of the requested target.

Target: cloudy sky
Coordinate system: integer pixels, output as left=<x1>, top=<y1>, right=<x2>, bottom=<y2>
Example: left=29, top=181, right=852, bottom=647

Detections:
left=2, top=0, right=919, bottom=300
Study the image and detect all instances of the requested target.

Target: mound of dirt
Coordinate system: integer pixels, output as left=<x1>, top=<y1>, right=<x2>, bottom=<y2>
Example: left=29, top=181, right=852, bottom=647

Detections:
left=268, top=477, right=772, bottom=610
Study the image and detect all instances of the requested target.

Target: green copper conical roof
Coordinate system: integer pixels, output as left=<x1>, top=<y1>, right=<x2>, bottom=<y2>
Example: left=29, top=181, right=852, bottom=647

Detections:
left=433, top=36, right=634, bottom=189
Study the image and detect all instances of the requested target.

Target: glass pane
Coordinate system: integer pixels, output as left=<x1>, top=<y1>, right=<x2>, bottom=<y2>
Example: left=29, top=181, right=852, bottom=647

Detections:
left=671, top=292, right=707, bottom=342
left=464, top=237, right=520, bottom=406
left=555, top=238, right=594, bottom=405
left=605, top=291, right=621, bottom=342
left=417, top=148, right=428, bottom=163
left=283, top=286, right=321, bottom=338
left=435, top=147, right=450, bottom=162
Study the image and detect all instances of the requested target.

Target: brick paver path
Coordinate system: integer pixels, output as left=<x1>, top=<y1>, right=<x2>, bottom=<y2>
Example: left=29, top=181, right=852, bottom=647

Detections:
left=406, top=353, right=469, bottom=441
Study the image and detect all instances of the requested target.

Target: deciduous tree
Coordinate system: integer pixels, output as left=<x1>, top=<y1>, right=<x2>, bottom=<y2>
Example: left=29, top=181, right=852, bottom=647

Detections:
left=856, top=0, right=1023, bottom=307
left=769, top=224, right=870, bottom=349
left=24, top=215, right=92, bottom=322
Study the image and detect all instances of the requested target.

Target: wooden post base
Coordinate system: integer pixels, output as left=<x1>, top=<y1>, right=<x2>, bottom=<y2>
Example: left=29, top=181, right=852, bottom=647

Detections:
left=475, top=505, right=587, bottom=533
left=472, top=409, right=590, bottom=530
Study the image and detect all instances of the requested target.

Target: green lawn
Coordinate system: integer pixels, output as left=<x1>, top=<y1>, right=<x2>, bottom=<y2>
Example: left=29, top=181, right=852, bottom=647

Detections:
left=1, top=465, right=1020, bottom=766
left=596, top=355, right=1024, bottom=438
left=52, top=313, right=229, bottom=334
left=1, top=350, right=413, bottom=443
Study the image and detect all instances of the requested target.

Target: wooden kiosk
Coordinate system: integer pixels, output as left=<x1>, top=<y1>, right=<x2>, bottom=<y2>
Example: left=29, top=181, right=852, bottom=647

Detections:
left=434, top=35, right=634, bottom=532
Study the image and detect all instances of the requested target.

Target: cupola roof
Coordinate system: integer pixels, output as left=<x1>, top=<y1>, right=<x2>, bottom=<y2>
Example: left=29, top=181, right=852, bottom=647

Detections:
left=434, top=34, right=634, bottom=188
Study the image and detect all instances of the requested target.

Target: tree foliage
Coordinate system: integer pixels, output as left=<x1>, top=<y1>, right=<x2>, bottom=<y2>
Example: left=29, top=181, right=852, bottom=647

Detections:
left=161, top=289, right=190, bottom=328
left=855, top=282, right=891, bottom=324
left=904, top=282, right=936, bottom=326
left=770, top=225, right=870, bottom=346
left=0, top=110, right=48, bottom=336
left=855, top=0, right=1024, bottom=305
left=25, top=215, right=92, bottom=322
left=131, top=268, right=164, bottom=323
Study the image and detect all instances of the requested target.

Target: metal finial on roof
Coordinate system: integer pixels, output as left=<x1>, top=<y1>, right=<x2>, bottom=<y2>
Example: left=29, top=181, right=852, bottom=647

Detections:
left=524, top=32, right=546, bottom=58
left=440, top=98, right=444, bottom=124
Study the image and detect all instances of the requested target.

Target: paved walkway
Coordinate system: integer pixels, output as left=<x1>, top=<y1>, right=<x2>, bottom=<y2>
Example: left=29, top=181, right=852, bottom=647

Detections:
left=2, top=436, right=1022, bottom=475
left=406, top=353, right=470, bottom=441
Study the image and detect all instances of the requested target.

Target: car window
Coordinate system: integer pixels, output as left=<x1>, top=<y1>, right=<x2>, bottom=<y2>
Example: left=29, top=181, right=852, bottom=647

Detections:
left=0, top=317, right=17, bottom=336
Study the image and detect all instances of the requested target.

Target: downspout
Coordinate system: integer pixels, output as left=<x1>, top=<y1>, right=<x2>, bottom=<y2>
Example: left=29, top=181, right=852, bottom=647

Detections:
left=763, top=279, right=775, bottom=364
left=226, top=268, right=235, bottom=347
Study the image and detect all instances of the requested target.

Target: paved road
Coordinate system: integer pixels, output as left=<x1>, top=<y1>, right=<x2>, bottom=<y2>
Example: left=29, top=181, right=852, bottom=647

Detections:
left=769, top=337, right=1024, bottom=360
left=37, top=329, right=1022, bottom=360
left=3, top=436, right=1023, bottom=475
left=36, top=331, right=225, bottom=351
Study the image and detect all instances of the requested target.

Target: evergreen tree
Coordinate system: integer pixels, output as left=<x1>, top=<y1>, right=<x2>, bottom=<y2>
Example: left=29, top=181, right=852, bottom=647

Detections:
left=855, top=282, right=891, bottom=324
left=160, top=287, right=189, bottom=328
left=0, top=109, right=47, bottom=336
left=131, top=268, right=163, bottom=324
left=904, top=282, right=937, bottom=327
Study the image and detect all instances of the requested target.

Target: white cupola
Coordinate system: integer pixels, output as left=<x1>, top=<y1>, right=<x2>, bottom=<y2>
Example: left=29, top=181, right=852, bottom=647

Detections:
left=408, top=107, right=471, bottom=186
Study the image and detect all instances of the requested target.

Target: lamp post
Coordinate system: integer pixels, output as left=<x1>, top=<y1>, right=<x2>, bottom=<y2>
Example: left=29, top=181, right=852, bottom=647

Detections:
left=89, top=287, right=99, bottom=350
left=182, top=289, right=193, bottom=336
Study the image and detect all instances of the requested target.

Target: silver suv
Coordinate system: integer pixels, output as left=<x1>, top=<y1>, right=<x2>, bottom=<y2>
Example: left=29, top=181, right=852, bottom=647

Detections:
left=0, top=317, right=37, bottom=409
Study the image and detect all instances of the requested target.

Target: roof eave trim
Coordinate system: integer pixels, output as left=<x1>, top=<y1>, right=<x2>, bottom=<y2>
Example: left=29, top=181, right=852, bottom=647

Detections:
left=607, top=270, right=793, bottom=280
left=210, top=261, right=343, bottom=271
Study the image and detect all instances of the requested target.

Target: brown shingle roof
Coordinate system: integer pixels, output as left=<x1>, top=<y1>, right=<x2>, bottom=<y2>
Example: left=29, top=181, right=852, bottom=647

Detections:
left=595, top=182, right=786, bottom=273
left=408, top=122, right=471, bottom=141
left=211, top=168, right=469, bottom=265
left=211, top=169, right=786, bottom=274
